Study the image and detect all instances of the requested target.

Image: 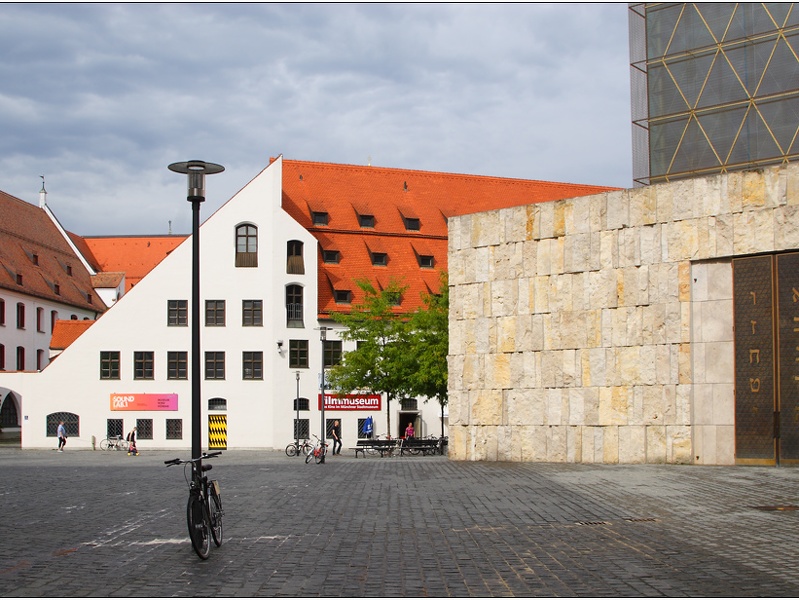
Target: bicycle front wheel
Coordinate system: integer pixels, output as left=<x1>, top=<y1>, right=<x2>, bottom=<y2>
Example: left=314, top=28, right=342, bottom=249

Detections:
left=208, top=488, right=223, bottom=547
left=99, top=439, right=110, bottom=450
left=187, top=494, right=210, bottom=559
left=305, top=448, right=314, bottom=464
left=285, top=443, right=298, bottom=457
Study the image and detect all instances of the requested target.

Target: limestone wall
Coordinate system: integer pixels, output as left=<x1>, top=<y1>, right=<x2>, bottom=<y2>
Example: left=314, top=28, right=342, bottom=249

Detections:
left=448, top=164, right=799, bottom=463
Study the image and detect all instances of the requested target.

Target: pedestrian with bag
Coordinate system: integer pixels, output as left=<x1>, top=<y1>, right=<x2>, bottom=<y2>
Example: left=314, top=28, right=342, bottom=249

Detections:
left=126, top=427, right=139, bottom=456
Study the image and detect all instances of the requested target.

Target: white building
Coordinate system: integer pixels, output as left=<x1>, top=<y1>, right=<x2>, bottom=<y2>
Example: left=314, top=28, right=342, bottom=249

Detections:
left=0, top=187, right=107, bottom=431
left=1, top=156, right=614, bottom=451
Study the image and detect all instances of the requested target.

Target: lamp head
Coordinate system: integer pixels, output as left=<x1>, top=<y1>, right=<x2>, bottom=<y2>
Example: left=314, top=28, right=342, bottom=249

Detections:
left=168, top=160, right=225, bottom=200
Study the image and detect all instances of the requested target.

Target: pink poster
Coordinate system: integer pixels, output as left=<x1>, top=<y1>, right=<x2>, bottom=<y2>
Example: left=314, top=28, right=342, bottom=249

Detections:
left=110, top=393, right=178, bottom=411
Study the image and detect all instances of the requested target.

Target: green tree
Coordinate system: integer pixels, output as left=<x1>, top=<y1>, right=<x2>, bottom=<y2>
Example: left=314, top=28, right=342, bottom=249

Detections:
left=406, top=271, right=448, bottom=438
left=326, top=278, right=413, bottom=437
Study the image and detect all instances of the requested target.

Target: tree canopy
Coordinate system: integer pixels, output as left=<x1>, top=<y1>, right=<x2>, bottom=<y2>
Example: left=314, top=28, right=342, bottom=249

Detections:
left=326, top=273, right=448, bottom=437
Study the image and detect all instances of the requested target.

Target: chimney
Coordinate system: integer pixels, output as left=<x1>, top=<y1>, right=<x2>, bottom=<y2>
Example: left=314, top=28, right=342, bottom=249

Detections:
left=39, top=176, right=47, bottom=208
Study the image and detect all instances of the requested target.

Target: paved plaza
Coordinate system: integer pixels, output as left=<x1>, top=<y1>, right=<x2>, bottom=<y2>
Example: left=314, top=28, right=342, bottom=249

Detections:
left=2, top=446, right=799, bottom=597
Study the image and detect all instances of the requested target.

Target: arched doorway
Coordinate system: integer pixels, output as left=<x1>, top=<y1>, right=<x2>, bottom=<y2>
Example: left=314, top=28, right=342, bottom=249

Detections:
left=0, top=390, right=21, bottom=446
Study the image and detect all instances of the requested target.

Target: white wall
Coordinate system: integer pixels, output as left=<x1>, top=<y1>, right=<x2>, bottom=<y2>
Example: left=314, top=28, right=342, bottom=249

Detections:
left=0, top=287, right=97, bottom=372
left=3, top=157, right=445, bottom=450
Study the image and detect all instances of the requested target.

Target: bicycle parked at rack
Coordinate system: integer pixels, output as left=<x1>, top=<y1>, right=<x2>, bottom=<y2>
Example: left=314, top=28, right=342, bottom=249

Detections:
left=305, top=434, right=329, bottom=464
left=99, top=434, right=128, bottom=451
left=285, top=438, right=313, bottom=457
left=164, top=451, right=223, bottom=559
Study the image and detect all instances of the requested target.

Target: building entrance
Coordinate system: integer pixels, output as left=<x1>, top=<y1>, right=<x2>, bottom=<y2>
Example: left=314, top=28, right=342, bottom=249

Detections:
left=733, top=253, right=799, bottom=465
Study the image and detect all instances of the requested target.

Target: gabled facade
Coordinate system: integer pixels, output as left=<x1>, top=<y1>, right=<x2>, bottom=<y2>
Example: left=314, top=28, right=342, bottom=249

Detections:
left=1, top=157, right=616, bottom=450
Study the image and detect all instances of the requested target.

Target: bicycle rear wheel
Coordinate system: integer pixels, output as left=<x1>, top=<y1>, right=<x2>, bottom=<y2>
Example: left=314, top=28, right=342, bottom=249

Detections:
left=315, top=446, right=327, bottom=464
left=99, top=439, right=110, bottom=450
left=208, top=486, right=223, bottom=547
left=285, top=443, right=298, bottom=457
left=187, top=494, right=210, bottom=559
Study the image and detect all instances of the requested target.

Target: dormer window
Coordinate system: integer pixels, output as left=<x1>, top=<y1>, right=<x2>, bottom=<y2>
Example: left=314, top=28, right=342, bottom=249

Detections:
left=66, top=265, right=73, bottom=276
left=32, top=253, right=39, bottom=266
left=386, top=291, right=401, bottom=306
left=371, top=252, right=388, bottom=266
left=312, top=211, right=329, bottom=226
left=15, top=274, right=22, bottom=286
left=334, top=290, right=352, bottom=304
left=323, top=250, right=340, bottom=264
left=404, top=217, right=420, bottom=231
left=419, top=255, right=435, bottom=269
left=359, top=214, right=375, bottom=228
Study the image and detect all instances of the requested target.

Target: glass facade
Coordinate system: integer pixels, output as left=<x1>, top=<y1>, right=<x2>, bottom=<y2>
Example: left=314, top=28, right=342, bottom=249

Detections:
left=630, top=3, right=799, bottom=185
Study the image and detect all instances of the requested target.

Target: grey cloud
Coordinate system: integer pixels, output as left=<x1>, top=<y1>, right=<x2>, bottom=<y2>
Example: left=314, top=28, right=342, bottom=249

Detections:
left=0, top=3, right=632, bottom=235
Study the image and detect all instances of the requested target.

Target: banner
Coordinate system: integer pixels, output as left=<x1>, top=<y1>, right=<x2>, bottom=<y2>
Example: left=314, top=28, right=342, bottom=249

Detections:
left=110, top=393, right=178, bottom=411
left=318, top=393, right=381, bottom=411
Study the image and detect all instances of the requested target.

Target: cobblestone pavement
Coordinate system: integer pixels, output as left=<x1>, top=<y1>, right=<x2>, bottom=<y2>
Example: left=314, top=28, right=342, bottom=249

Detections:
left=2, top=447, right=799, bottom=597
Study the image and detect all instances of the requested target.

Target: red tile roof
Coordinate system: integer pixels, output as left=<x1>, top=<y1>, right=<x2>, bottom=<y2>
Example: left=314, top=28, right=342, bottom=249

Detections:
left=50, top=319, right=95, bottom=350
left=279, top=159, right=619, bottom=317
left=79, top=235, right=187, bottom=292
left=0, top=191, right=103, bottom=313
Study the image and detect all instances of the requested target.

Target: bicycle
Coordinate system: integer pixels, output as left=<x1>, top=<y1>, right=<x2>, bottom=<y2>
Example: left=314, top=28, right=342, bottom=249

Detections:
left=365, top=433, right=392, bottom=456
left=285, top=438, right=313, bottom=457
left=164, top=451, right=223, bottom=559
left=99, top=434, right=128, bottom=451
left=305, top=434, right=328, bottom=464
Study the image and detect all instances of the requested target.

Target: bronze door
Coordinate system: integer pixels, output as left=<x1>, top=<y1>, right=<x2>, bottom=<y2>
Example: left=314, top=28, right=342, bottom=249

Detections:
left=733, top=252, right=799, bottom=465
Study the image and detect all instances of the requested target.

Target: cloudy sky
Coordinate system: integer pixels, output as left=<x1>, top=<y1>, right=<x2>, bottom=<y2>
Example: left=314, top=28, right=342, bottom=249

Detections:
left=1, top=3, right=632, bottom=236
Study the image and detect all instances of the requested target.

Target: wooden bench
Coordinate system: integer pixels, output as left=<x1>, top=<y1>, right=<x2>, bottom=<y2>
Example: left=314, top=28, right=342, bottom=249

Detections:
left=352, top=439, right=397, bottom=458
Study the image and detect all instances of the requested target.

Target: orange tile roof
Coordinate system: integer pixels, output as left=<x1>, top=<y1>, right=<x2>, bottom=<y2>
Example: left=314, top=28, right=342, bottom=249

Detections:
left=50, top=319, right=95, bottom=350
left=80, top=235, right=187, bottom=292
left=279, top=159, right=619, bottom=317
left=0, top=191, right=103, bottom=313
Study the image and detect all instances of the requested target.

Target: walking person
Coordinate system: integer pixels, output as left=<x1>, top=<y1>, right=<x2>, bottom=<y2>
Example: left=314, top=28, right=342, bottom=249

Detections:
left=331, top=420, right=342, bottom=455
left=126, top=427, right=139, bottom=456
left=57, top=420, right=67, bottom=452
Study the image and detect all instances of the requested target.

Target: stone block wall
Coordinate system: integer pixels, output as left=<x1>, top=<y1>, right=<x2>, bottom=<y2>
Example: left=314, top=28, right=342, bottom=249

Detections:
left=448, top=163, right=799, bottom=464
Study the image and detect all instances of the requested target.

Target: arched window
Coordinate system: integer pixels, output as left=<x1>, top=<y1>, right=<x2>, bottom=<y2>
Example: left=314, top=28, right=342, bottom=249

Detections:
left=208, top=397, right=227, bottom=411
left=47, top=411, right=79, bottom=437
left=286, top=285, right=304, bottom=328
left=287, top=240, right=305, bottom=274
left=235, top=224, right=258, bottom=267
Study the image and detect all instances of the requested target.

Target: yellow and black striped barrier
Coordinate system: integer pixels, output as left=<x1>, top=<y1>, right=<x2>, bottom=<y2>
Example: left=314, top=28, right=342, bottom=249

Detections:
left=208, top=414, right=227, bottom=450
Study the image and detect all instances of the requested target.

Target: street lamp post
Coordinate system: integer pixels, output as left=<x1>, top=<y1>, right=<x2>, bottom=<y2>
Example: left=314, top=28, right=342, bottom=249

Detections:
left=168, top=160, right=224, bottom=464
left=319, top=326, right=331, bottom=464
left=295, top=371, right=301, bottom=457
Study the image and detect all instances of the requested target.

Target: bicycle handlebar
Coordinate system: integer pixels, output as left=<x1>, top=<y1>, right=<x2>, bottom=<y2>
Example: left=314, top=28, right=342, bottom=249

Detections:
left=164, top=451, right=222, bottom=466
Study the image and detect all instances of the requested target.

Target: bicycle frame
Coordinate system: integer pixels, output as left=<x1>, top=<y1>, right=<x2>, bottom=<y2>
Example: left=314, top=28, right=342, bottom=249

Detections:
left=165, top=451, right=223, bottom=559
left=305, top=435, right=328, bottom=464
